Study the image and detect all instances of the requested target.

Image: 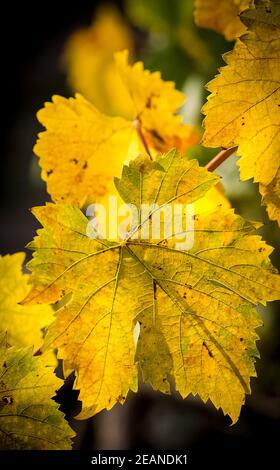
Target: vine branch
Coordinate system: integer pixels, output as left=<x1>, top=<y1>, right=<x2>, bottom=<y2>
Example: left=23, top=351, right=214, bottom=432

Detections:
left=205, top=146, right=238, bottom=172
left=132, top=119, right=152, bottom=160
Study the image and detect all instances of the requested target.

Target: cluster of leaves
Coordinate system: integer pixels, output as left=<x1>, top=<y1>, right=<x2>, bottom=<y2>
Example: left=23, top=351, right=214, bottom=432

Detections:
left=1, top=0, right=279, bottom=449
left=0, top=255, right=74, bottom=449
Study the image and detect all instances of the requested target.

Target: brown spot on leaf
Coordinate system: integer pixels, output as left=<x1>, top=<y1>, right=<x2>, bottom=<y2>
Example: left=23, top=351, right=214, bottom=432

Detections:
left=203, top=341, right=213, bottom=358
left=2, top=395, right=13, bottom=405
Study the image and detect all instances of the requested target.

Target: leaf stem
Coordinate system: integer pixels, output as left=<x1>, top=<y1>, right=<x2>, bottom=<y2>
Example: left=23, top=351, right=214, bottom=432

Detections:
left=205, top=146, right=238, bottom=172
left=132, top=119, right=152, bottom=160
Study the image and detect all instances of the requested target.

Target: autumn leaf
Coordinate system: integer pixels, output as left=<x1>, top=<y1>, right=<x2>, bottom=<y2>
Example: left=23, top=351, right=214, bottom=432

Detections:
left=194, top=0, right=252, bottom=40
left=114, top=50, right=198, bottom=154
left=202, top=0, right=280, bottom=225
left=64, top=5, right=135, bottom=118
left=34, top=52, right=198, bottom=207
left=24, top=149, right=280, bottom=423
left=0, top=333, right=75, bottom=449
left=0, top=253, right=53, bottom=349
left=34, top=94, right=138, bottom=207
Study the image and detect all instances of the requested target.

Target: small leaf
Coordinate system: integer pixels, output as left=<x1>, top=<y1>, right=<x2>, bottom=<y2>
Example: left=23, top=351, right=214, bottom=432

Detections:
left=0, top=253, right=53, bottom=349
left=34, top=94, right=138, bottom=207
left=0, top=333, right=75, bottom=449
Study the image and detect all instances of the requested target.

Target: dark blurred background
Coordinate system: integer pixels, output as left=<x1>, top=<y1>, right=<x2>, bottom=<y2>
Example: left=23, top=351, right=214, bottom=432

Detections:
left=0, top=0, right=279, bottom=464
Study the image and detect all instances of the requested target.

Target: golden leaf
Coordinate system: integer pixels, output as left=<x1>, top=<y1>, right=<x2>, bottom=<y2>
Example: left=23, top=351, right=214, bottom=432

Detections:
left=0, top=333, right=75, bottom=449
left=34, top=94, right=139, bottom=207
left=115, top=50, right=198, bottom=154
left=0, top=253, right=53, bottom=349
left=24, top=150, right=280, bottom=423
left=35, top=53, right=198, bottom=206
left=202, top=0, right=280, bottom=224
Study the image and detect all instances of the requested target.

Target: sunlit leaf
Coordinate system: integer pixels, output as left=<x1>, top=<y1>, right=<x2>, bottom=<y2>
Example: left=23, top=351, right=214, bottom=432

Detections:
left=35, top=53, right=198, bottom=206
left=202, top=0, right=280, bottom=225
left=24, top=150, right=280, bottom=423
left=115, top=50, right=198, bottom=154
left=0, top=253, right=53, bottom=349
left=0, top=333, right=75, bottom=449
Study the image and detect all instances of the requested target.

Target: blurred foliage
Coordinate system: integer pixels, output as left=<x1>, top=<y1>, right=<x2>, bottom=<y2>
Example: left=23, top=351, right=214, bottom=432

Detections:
left=125, top=0, right=231, bottom=90
left=194, top=0, right=252, bottom=41
left=64, top=1, right=231, bottom=128
left=65, top=5, right=134, bottom=117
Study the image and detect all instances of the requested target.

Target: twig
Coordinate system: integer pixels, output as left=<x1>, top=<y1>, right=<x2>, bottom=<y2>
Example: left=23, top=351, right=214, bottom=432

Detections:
left=205, top=146, right=238, bottom=172
left=132, top=119, right=152, bottom=160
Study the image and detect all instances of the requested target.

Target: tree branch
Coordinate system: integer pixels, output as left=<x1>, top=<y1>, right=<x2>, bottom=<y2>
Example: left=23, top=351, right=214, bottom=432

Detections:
left=132, top=119, right=152, bottom=160
left=205, top=146, right=238, bottom=172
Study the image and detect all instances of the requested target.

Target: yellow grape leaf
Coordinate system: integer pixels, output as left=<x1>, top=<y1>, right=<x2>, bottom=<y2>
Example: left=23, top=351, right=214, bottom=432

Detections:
left=24, top=149, right=280, bottom=423
left=34, top=94, right=140, bottom=207
left=115, top=50, right=198, bottom=154
left=0, top=253, right=53, bottom=349
left=35, top=53, right=198, bottom=206
left=0, top=333, right=75, bottom=449
left=202, top=0, right=280, bottom=225
left=194, top=0, right=252, bottom=40
left=65, top=5, right=135, bottom=118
